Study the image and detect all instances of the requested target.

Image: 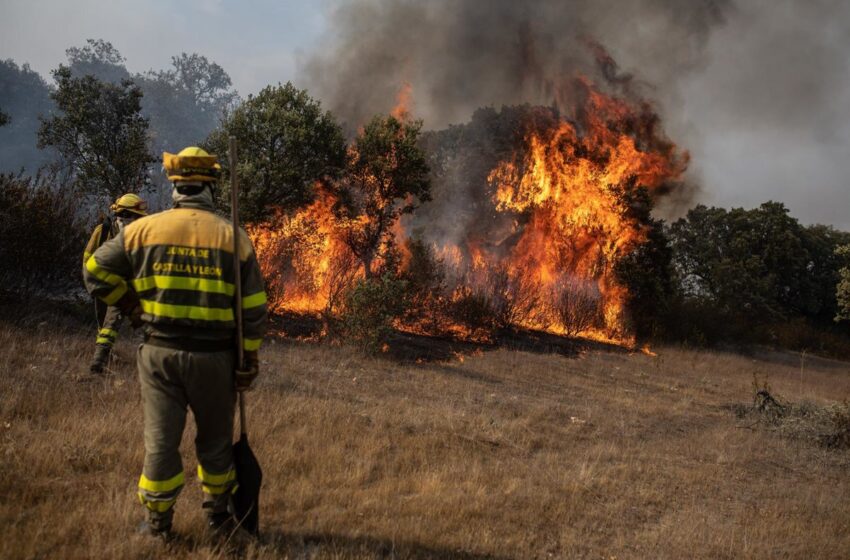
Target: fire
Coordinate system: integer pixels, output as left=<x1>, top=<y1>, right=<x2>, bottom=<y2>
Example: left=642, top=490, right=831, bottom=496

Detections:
left=249, top=73, right=686, bottom=347
left=391, top=81, right=413, bottom=121
left=248, top=185, right=360, bottom=315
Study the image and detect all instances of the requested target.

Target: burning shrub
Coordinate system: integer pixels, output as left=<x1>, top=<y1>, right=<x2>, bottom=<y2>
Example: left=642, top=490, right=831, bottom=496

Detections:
left=482, top=267, right=542, bottom=332
left=552, top=277, right=603, bottom=337
left=448, top=286, right=497, bottom=340
left=400, top=238, right=448, bottom=330
left=340, top=274, right=410, bottom=354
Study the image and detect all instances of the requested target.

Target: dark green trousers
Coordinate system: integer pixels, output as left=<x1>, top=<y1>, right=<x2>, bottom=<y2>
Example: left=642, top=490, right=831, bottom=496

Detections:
left=136, top=343, right=237, bottom=514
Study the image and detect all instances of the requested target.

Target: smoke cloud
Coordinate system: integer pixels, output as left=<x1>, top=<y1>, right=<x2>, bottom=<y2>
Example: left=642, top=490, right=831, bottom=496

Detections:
left=303, top=0, right=730, bottom=130
left=303, top=0, right=850, bottom=229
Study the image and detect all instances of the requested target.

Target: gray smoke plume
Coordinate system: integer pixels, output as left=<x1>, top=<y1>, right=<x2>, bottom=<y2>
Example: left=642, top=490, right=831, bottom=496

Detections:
left=303, top=0, right=850, bottom=229
left=303, top=0, right=730, bottom=130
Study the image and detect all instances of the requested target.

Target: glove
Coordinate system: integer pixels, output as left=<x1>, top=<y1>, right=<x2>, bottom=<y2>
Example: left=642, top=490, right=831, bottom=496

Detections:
left=116, top=292, right=143, bottom=328
left=235, top=350, right=259, bottom=392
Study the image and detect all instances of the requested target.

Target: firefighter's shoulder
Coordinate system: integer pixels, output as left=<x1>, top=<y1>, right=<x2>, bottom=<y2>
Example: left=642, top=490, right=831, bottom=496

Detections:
left=123, top=208, right=253, bottom=258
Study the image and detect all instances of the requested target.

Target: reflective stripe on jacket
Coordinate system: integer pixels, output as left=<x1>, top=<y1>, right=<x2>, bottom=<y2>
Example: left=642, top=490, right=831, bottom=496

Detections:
left=82, top=221, right=114, bottom=267
left=83, top=197, right=267, bottom=350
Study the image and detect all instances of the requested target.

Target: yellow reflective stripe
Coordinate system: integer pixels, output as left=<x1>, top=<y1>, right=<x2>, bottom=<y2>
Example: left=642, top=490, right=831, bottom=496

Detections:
left=102, top=283, right=127, bottom=305
left=86, top=255, right=125, bottom=287
left=243, top=338, right=262, bottom=351
left=96, top=328, right=118, bottom=345
left=86, top=256, right=127, bottom=304
left=138, top=495, right=177, bottom=512
left=242, top=291, right=267, bottom=309
left=83, top=251, right=92, bottom=264
left=140, top=300, right=234, bottom=322
left=132, top=275, right=235, bottom=296
left=138, top=471, right=185, bottom=493
left=197, top=465, right=236, bottom=485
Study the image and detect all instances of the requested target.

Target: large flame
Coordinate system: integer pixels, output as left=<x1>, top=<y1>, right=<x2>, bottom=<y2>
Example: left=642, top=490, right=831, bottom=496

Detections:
left=249, top=75, right=686, bottom=345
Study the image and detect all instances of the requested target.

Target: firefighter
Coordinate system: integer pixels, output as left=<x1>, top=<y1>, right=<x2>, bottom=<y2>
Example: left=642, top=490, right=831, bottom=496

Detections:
left=83, top=193, right=148, bottom=374
left=83, top=147, right=268, bottom=539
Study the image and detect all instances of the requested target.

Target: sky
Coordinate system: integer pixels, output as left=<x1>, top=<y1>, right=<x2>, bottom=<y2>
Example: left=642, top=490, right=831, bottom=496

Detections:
left=1, top=0, right=848, bottom=230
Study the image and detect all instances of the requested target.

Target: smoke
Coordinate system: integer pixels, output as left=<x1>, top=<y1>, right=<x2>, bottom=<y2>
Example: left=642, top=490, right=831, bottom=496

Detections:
left=303, top=0, right=850, bottom=229
left=303, top=0, right=730, bottom=130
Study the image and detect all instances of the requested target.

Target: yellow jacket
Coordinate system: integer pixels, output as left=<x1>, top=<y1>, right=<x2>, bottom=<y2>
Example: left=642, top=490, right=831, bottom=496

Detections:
left=83, top=193, right=267, bottom=351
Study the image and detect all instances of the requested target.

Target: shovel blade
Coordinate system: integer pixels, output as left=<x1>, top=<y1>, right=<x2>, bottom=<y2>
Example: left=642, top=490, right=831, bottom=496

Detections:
left=232, top=433, right=262, bottom=535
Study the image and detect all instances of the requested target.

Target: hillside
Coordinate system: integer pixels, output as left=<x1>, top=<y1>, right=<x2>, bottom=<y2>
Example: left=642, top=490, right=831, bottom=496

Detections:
left=1, top=310, right=849, bottom=559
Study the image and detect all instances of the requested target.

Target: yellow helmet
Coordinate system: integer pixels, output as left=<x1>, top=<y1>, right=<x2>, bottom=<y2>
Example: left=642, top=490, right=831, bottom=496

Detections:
left=110, top=193, right=148, bottom=216
left=162, top=146, right=222, bottom=183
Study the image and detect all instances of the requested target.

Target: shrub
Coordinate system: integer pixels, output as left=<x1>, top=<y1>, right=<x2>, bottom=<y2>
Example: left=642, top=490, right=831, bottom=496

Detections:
left=340, top=274, right=409, bottom=354
left=400, top=238, right=447, bottom=329
left=553, top=277, right=602, bottom=337
left=0, top=173, right=87, bottom=296
left=483, top=267, right=540, bottom=331
left=448, top=285, right=497, bottom=339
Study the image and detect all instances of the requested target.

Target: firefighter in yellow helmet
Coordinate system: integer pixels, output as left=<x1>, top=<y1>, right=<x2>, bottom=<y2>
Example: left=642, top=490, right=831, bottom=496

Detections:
left=83, top=193, right=148, bottom=374
left=83, top=147, right=267, bottom=540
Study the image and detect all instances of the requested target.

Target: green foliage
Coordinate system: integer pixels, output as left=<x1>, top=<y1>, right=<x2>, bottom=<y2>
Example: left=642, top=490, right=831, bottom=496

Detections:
left=38, top=66, right=153, bottom=200
left=614, top=185, right=675, bottom=340
left=340, top=274, right=410, bottom=354
left=669, top=202, right=843, bottom=321
left=0, top=173, right=87, bottom=294
left=836, top=244, right=850, bottom=322
left=337, top=115, right=431, bottom=277
left=205, top=82, right=346, bottom=222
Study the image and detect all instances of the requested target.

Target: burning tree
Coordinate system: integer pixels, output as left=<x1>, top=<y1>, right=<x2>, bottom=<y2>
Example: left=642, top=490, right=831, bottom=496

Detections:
left=335, top=115, right=431, bottom=278
left=248, top=49, right=689, bottom=347
left=415, top=76, right=687, bottom=342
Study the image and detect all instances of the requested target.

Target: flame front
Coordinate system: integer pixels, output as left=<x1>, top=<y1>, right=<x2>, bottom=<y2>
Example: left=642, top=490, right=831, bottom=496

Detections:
left=249, top=76, right=686, bottom=346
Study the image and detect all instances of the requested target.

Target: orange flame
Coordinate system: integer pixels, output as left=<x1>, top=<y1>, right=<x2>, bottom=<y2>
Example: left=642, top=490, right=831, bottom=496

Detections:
left=250, top=77, right=686, bottom=347
left=391, top=81, right=413, bottom=121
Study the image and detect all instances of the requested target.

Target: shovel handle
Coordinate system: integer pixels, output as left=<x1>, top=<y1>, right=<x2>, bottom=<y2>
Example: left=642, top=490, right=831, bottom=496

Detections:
left=239, top=392, right=247, bottom=437
left=230, top=137, right=248, bottom=437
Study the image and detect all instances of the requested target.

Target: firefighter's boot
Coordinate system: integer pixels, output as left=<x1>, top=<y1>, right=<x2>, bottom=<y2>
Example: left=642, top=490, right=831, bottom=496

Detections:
left=204, top=493, right=235, bottom=537
left=89, top=345, right=112, bottom=374
left=137, top=509, right=174, bottom=542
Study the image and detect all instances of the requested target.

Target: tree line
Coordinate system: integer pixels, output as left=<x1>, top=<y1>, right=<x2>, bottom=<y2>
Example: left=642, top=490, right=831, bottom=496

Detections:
left=0, top=39, right=848, bottom=355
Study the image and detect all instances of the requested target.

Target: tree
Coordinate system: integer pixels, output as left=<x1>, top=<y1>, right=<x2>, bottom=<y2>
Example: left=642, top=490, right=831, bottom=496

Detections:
left=65, top=39, right=130, bottom=83
left=205, top=83, right=346, bottom=222
left=337, top=115, right=431, bottom=277
left=0, top=60, right=54, bottom=173
left=669, top=202, right=833, bottom=321
left=0, top=109, right=8, bottom=127
left=38, top=66, right=153, bottom=200
left=140, top=53, right=238, bottom=152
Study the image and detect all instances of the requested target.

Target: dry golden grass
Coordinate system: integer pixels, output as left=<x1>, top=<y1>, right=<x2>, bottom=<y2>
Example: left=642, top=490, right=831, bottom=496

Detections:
left=1, top=310, right=850, bottom=559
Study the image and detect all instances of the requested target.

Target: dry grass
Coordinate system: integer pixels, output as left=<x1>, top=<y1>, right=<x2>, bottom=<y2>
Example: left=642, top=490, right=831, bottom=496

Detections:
left=1, top=308, right=850, bottom=559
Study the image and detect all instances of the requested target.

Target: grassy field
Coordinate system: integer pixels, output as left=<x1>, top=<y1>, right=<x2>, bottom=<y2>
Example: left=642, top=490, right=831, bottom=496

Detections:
left=1, top=308, right=849, bottom=559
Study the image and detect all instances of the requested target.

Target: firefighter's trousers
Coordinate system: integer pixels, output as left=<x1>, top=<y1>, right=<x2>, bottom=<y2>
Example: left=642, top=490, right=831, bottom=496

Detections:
left=94, top=306, right=123, bottom=349
left=136, top=343, right=237, bottom=514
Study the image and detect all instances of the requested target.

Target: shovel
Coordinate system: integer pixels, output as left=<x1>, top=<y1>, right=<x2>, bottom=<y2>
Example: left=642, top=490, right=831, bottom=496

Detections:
left=229, top=137, right=263, bottom=536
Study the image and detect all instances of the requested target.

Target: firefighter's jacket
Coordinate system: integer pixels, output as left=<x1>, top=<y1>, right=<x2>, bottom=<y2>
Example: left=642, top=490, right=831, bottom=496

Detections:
left=83, top=220, right=117, bottom=267
left=83, top=193, right=267, bottom=351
